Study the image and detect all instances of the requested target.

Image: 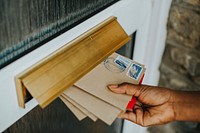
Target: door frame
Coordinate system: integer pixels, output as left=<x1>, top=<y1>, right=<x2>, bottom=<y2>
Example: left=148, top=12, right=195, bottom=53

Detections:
left=122, top=0, right=172, bottom=132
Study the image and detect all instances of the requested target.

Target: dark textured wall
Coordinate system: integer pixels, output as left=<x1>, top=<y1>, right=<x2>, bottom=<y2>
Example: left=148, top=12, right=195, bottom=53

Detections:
left=0, top=0, right=118, bottom=68
left=149, top=0, right=200, bottom=133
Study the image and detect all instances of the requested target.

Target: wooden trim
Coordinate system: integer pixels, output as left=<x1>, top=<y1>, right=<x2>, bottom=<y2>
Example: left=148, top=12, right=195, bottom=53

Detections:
left=15, top=16, right=130, bottom=108
left=15, top=77, right=25, bottom=108
left=16, top=17, right=117, bottom=79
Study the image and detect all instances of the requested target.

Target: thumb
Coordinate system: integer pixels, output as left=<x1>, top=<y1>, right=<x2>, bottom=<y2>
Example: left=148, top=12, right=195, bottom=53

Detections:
left=107, top=83, right=141, bottom=96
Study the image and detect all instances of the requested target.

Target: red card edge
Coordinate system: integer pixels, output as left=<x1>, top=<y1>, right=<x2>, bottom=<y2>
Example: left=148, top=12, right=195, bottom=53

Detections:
left=126, top=74, right=144, bottom=110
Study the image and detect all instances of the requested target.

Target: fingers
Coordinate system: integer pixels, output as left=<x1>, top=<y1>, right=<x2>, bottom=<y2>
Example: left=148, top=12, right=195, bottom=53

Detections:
left=119, top=105, right=144, bottom=126
left=119, top=111, right=136, bottom=122
left=108, top=83, right=141, bottom=96
left=134, top=105, right=144, bottom=126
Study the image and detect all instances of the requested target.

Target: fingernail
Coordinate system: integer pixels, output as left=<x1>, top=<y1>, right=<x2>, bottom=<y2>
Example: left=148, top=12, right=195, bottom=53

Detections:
left=108, top=84, right=118, bottom=89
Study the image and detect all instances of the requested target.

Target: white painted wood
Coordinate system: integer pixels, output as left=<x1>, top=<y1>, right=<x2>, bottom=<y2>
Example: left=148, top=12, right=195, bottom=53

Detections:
left=0, top=0, right=150, bottom=132
left=123, top=0, right=172, bottom=133
left=133, top=0, right=172, bottom=85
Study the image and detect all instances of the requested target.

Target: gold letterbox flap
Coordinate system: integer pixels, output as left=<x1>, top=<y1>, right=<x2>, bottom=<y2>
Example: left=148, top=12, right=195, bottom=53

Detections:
left=15, top=16, right=131, bottom=108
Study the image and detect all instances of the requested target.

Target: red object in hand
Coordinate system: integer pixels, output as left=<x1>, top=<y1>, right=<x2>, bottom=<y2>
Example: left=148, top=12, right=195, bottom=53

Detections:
left=126, top=96, right=136, bottom=111
left=126, top=74, right=144, bottom=110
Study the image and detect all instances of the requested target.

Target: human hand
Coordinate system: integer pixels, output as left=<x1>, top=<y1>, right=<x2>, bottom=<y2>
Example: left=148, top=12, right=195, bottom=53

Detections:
left=108, top=83, right=175, bottom=126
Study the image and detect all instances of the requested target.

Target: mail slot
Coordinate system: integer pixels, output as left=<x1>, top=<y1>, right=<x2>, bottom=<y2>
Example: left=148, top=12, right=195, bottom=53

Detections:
left=15, top=16, right=131, bottom=109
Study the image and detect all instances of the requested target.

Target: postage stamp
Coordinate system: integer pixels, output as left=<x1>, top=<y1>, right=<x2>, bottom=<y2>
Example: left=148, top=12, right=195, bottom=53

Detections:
left=127, top=63, right=143, bottom=80
left=114, top=55, right=132, bottom=71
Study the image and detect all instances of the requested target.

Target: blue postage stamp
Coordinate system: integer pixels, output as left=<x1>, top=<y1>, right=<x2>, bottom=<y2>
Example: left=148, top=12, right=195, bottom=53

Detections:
left=114, top=55, right=131, bottom=71
left=127, top=63, right=143, bottom=80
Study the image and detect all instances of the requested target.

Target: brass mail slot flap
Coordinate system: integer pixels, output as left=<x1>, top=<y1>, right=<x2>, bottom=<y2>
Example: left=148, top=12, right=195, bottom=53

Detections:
left=15, top=16, right=131, bottom=108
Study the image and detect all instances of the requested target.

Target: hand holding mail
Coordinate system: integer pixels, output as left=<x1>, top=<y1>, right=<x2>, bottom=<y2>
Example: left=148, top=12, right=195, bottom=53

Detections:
left=108, top=83, right=175, bottom=126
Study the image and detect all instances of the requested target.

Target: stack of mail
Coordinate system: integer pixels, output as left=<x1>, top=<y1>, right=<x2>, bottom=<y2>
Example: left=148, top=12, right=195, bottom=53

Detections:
left=59, top=53, right=145, bottom=125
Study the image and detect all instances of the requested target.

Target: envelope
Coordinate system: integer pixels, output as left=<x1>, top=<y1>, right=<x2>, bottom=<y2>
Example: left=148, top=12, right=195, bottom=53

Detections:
left=62, top=86, right=122, bottom=125
left=59, top=95, right=87, bottom=121
left=60, top=94, right=98, bottom=121
left=74, top=53, right=145, bottom=110
left=60, top=53, right=145, bottom=125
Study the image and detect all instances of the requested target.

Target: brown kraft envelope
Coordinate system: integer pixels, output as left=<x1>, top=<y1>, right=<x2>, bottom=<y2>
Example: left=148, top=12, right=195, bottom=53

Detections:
left=59, top=95, right=87, bottom=121
left=74, top=53, right=145, bottom=110
left=60, top=94, right=98, bottom=122
left=63, top=86, right=122, bottom=125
